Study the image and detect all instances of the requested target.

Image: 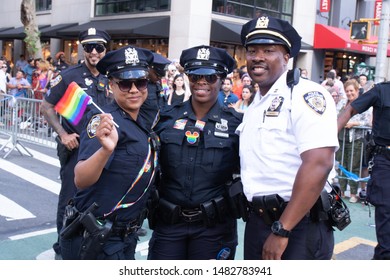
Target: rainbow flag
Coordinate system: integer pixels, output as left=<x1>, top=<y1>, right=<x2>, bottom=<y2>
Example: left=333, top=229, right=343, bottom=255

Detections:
left=54, top=81, right=92, bottom=125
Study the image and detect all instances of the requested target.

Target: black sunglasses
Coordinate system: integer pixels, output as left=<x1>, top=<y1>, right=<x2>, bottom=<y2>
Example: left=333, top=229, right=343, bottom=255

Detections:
left=83, top=44, right=106, bottom=54
left=114, top=79, right=148, bottom=92
left=187, top=74, right=220, bottom=84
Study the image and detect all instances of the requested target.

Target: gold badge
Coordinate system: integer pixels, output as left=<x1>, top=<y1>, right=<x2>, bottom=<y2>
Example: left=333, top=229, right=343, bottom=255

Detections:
left=303, top=92, right=326, bottom=115
left=87, top=115, right=101, bottom=138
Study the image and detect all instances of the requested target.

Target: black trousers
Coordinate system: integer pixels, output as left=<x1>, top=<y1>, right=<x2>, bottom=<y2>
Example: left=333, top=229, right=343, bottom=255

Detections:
left=367, top=154, right=390, bottom=260
left=244, top=212, right=334, bottom=260
left=60, top=233, right=138, bottom=260
left=148, top=218, right=238, bottom=260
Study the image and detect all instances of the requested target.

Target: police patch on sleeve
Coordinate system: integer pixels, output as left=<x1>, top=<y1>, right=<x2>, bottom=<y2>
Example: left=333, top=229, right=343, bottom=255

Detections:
left=50, top=75, right=62, bottom=88
left=87, top=115, right=101, bottom=138
left=303, top=91, right=326, bottom=115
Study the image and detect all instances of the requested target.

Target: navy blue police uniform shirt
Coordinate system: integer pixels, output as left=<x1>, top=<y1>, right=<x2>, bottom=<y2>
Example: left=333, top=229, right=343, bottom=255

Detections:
left=45, top=63, right=111, bottom=134
left=73, top=101, right=154, bottom=222
left=155, top=100, right=242, bottom=208
left=139, top=82, right=164, bottom=131
left=351, top=82, right=390, bottom=146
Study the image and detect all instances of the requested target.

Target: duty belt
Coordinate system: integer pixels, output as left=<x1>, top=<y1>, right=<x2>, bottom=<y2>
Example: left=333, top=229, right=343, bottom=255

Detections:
left=374, top=145, right=390, bottom=156
left=180, top=208, right=203, bottom=223
left=111, top=219, right=141, bottom=238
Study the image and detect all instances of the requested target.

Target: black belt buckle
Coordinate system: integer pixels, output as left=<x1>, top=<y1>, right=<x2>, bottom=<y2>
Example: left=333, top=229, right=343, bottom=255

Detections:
left=113, top=220, right=140, bottom=238
left=181, top=209, right=202, bottom=223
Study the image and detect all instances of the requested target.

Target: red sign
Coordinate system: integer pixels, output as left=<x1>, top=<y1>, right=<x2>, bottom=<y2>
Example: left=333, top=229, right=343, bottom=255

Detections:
left=374, top=0, right=382, bottom=25
left=320, top=0, right=331, bottom=12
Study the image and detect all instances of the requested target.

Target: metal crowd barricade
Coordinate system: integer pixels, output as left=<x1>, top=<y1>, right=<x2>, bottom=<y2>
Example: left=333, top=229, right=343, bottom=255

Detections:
left=337, top=125, right=372, bottom=182
left=0, top=92, right=56, bottom=159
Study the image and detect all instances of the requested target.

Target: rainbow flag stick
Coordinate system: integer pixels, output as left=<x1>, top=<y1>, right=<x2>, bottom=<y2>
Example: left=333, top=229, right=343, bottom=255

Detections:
left=90, top=100, right=119, bottom=128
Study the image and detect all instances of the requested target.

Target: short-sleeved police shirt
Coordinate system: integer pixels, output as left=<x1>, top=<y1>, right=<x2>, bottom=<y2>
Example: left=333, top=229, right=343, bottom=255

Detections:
left=73, top=102, right=154, bottom=222
left=45, top=63, right=111, bottom=134
left=352, top=82, right=390, bottom=146
left=236, top=71, right=339, bottom=202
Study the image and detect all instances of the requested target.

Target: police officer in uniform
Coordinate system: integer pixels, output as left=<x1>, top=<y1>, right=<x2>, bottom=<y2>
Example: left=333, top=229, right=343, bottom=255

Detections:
left=41, top=28, right=112, bottom=256
left=60, top=45, right=157, bottom=260
left=338, top=82, right=390, bottom=260
left=147, top=45, right=242, bottom=260
left=140, top=53, right=171, bottom=130
left=237, top=16, right=339, bottom=260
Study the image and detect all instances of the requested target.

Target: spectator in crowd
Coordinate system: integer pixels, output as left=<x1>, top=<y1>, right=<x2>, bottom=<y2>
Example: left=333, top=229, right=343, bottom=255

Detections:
left=23, top=58, right=36, bottom=85
left=167, top=73, right=190, bottom=105
left=337, top=79, right=372, bottom=203
left=7, top=70, right=31, bottom=98
left=232, top=84, right=255, bottom=113
left=15, top=54, right=28, bottom=72
left=217, top=77, right=239, bottom=107
left=359, top=74, right=374, bottom=93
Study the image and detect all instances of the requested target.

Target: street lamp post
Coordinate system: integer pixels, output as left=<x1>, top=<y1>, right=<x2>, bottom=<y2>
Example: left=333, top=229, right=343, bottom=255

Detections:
left=375, top=0, right=390, bottom=83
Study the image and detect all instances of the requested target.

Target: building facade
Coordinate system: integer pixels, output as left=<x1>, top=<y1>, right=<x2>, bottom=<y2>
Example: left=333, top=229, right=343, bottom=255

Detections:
left=0, top=0, right=388, bottom=82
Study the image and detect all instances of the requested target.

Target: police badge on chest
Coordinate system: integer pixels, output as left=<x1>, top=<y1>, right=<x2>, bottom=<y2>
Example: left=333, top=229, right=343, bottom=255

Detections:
left=214, top=119, right=229, bottom=138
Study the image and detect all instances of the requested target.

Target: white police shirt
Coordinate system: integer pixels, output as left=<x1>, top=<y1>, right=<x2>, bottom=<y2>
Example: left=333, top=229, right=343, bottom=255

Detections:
left=236, top=71, right=339, bottom=202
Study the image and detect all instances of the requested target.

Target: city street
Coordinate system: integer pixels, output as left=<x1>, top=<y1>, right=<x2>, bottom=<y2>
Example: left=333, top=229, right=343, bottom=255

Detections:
left=0, top=135, right=378, bottom=260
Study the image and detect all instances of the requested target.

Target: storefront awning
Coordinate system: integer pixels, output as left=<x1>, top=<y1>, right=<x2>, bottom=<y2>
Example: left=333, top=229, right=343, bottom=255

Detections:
left=40, top=23, right=79, bottom=38
left=314, top=24, right=390, bottom=56
left=211, top=20, right=242, bottom=44
left=57, top=16, right=170, bottom=38
left=0, top=25, right=50, bottom=39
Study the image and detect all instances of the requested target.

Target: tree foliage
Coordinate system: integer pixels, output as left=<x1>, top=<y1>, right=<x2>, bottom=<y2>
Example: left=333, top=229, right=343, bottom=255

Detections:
left=21, top=0, right=42, bottom=58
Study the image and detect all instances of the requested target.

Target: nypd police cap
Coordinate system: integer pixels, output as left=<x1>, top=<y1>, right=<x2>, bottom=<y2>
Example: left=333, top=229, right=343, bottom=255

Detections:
left=241, top=16, right=301, bottom=58
left=180, top=45, right=236, bottom=76
left=96, top=46, right=154, bottom=79
left=79, top=28, right=111, bottom=45
left=152, top=53, right=171, bottom=77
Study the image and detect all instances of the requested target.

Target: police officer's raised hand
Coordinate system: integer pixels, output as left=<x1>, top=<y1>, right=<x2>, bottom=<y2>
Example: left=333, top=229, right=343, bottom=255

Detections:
left=96, top=113, right=118, bottom=153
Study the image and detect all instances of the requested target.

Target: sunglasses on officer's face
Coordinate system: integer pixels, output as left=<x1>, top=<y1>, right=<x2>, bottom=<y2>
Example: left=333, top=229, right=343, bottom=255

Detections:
left=114, top=79, right=149, bottom=92
left=187, top=74, right=220, bottom=84
left=83, top=44, right=106, bottom=54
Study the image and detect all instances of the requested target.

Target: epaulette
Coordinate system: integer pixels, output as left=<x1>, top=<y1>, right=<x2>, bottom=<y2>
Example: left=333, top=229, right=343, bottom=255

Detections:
left=159, top=102, right=185, bottom=116
left=221, top=106, right=243, bottom=121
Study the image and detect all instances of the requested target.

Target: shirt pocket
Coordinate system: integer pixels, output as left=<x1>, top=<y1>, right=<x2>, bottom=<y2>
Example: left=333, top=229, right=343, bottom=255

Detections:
left=202, top=135, right=236, bottom=172
left=108, top=141, right=143, bottom=177
left=159, top=130, right=185, bottom=168
left=258, top=113, right=289, bottom=155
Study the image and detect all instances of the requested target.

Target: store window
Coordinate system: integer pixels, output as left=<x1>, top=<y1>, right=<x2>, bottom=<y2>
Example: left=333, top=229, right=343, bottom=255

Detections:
left=95, top=0, right=170, bottom=16
left=212, top=0, right=293, bottom=22
left=36, top=0, right=52, bottom=11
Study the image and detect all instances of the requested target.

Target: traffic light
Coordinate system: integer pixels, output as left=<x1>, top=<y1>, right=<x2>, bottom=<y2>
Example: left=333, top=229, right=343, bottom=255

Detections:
left=350, top=21, right=370, bottom=40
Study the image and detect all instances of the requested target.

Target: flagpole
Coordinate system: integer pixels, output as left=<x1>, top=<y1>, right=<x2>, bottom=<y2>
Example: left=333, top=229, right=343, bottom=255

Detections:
left=90, top=100, right=119, bottom=128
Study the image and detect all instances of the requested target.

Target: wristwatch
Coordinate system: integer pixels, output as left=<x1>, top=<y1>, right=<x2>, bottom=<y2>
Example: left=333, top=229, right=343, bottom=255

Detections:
left=271, top=221, right=290, bottom=238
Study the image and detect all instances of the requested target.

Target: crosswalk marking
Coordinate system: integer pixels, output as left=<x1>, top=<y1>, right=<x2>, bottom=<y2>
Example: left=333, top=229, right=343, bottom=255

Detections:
left=0, top=158, right=60, bottom=195
left=0, top=194, right=36, bottom=221
left=0, top=138, right=60, bottom=168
